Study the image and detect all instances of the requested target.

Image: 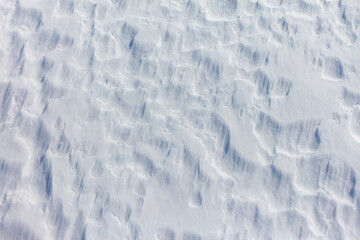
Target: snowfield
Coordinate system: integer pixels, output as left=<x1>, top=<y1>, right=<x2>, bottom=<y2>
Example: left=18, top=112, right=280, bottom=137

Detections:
left=0, top=0, right=360, bottom=239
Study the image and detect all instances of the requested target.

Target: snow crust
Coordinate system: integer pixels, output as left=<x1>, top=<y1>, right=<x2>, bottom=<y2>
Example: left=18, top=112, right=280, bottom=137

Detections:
left=0, top=0, right=360, bottom=239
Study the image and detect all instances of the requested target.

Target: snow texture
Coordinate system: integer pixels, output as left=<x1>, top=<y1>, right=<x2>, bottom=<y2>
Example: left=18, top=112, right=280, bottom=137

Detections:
left=0, top=0, right=360, bottom=239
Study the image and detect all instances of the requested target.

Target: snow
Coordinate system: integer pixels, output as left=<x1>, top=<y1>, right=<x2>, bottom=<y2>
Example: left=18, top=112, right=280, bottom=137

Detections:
left=0, top=0, right=360, bottom=239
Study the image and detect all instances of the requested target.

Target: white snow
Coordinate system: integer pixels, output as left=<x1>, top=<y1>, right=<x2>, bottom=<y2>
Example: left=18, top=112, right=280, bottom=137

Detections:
left=0, top=0, right=360, bottom=239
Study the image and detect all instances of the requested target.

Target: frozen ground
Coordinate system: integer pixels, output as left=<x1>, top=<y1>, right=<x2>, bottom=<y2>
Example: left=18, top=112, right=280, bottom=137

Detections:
left=0, top=0, right=360, bottom=239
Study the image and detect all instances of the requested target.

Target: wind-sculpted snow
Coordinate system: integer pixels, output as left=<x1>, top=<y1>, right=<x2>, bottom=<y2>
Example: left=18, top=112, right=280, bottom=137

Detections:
left=0, top=0, right=360, bottom=239
left=340, top=87, right=360, bottom=109
left=323, top=57, right=345, bottom=80
left=254, top=112, right=320, bottom=155
left=296, top=155, right=358, bottom=200
left=12, top=4, right=42, bottom=31
left=235, top=43, right=267, bottom=67
left=350, top=107, right=360, bottom=143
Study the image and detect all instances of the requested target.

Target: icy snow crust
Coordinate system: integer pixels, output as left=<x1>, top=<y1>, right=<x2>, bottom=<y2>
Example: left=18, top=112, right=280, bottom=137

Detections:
left=0, top=0, right=360, bottom=239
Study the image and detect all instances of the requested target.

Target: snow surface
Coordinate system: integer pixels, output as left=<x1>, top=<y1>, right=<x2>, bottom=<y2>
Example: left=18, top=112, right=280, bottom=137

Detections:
left=0, top=0, right=360, bottom=239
